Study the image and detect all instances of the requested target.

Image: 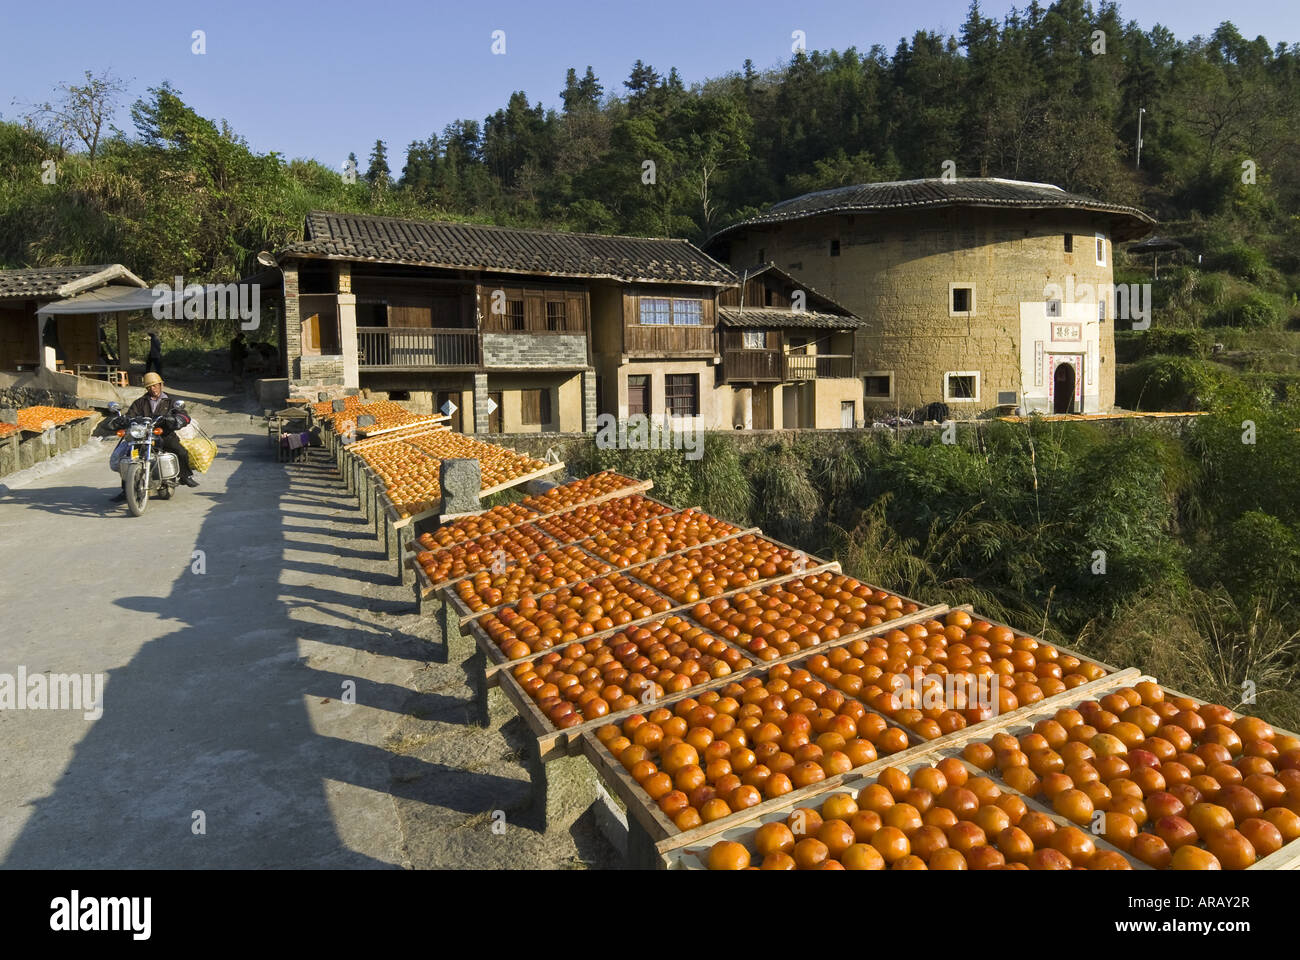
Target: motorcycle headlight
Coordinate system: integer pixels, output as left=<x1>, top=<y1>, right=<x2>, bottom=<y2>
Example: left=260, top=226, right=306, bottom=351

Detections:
left=128, top=423, right=147, bottom=440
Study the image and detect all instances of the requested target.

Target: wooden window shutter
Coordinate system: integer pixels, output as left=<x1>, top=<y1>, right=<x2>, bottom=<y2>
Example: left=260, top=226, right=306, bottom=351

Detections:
left=525, top=290, right=544, bottom=330
left=522, top=388, right=542, bottom=424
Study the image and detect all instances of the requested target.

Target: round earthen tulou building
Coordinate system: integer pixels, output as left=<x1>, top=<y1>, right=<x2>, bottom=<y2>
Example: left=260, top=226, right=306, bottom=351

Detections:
left=708, top=178, right=1155, bottom=417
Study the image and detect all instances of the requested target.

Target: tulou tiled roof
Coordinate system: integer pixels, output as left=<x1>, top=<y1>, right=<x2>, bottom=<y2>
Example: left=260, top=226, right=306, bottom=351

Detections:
left=280, top=211, right=739, bottom=286
left=0, top=265, right=140, bottom=301
left=710, top=178, right=1156, bottom=244
left=718, top=306, right=865, bottom=330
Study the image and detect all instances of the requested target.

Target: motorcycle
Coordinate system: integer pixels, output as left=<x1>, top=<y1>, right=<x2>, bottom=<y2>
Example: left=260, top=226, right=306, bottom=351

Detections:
left=107, top=399, right=188, bottom=516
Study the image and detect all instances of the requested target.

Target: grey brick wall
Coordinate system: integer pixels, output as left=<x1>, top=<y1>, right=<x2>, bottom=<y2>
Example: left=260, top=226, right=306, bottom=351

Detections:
left=473, top=373, right=489, bottom=434
left=283, top=265, right=300, bottom=376
left=581, top=367, right=597, bottom=431
left=483, top=333, right=587, bottom=368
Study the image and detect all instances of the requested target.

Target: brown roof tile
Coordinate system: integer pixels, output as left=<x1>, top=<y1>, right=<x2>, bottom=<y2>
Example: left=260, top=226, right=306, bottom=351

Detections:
left=710, top=178, right=1156, bottom=244
left=280, top=211, right=738, bottom=285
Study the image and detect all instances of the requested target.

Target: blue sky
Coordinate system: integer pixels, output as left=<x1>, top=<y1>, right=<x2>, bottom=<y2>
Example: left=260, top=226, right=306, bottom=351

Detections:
left=2, top=0, right=1296, bottom=172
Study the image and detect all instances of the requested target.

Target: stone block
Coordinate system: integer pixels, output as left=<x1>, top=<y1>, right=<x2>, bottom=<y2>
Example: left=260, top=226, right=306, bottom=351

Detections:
left=439, top=458, right=481, bottom=515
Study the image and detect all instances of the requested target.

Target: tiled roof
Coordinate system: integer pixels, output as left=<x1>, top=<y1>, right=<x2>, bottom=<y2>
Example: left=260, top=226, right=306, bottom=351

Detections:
left=279, top=211, right=739, bottom=286
left=732, top=262, right=859, bottom=318
left=710, top=178, right=1156, bottom=244
left=719, top=306, right=865, bottom=330
left=0, top=265, right=125, bottom=301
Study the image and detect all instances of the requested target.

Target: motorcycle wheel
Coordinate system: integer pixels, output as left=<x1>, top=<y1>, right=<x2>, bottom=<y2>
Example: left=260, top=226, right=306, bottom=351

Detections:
left=124, top=462, right=149, bottom=516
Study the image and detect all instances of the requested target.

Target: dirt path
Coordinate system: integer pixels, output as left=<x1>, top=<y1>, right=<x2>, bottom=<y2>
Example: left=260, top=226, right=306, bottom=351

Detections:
left=0, top=384, right=616, bottom=868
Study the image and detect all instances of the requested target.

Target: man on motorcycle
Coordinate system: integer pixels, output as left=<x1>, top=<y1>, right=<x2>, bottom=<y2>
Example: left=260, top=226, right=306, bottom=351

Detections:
left=110, top=372, right=198, bottom=501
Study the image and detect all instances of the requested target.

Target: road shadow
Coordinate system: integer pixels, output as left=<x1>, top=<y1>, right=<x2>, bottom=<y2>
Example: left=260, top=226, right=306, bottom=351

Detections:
left=0, top=435, right=499, bottom=869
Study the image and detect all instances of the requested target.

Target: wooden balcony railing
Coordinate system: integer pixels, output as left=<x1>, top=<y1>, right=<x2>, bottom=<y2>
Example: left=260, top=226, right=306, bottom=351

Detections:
left=357, top=327, right=480, bottom=369
left=722, top=351, right=856, bottom=382
left=721, top=349, right=784, bottom=382
left=785, top=353, right=855, bottom=380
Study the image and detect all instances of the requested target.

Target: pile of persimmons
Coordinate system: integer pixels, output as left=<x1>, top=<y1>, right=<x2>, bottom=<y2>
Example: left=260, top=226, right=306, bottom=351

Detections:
left=536, top=495, right=674, bottom=542
left=625, top=534, right=800, bottom=603
left=518, top=471, right=639, bottom=514
left=454, top=546, right=613, bottom=612
left=961, top=681, right=1300, bottom=869
left=706, top=757, right=1134, bottom=869
left=577, top=510, right=742, bottom=569
left=510, top=617, right=754, bottom=728
left=799, top=610, right=1106, bottom=741
left=689, top=572, right=919, bottom=661
left=598, top=659, right=917, bottom=832
left=417, top=523, right=557, bottom=585
left=16, top=405, right=93, bottom=431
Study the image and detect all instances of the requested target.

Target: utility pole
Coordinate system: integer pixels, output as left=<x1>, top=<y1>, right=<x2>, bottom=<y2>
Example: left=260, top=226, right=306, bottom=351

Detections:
left=1136, top=107, right=1146, bottom=169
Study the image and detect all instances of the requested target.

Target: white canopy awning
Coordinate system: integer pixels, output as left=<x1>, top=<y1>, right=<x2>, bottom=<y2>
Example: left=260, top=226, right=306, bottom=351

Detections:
left=36, top=285, right=169, bottom=315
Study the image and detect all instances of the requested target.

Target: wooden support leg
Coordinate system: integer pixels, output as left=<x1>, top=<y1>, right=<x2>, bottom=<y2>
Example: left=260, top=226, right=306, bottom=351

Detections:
left=524, top=742, right=600, bottom=834
left=625, top=811, right=663, bottom=869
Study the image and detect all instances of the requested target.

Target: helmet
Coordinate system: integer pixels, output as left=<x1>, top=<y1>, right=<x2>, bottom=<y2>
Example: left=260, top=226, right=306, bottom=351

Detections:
left=142, top=372, right=163, bottom=387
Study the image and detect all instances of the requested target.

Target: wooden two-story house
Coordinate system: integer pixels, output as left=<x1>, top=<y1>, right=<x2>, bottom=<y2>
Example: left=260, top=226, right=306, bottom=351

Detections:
left=715, top=264, right=864, bottom=429
left=267, top=211, right=737, bottom=434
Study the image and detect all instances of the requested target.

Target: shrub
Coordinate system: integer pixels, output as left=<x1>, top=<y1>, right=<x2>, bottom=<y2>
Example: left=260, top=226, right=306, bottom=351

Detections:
left=1212, top=290, right=1285, bottom=329
left=1209, top=242, right=1275, bottom=285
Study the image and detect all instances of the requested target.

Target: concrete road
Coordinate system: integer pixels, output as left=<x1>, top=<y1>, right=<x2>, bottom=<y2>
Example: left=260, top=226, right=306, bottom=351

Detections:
left=0, top=388, right=615, bottom=869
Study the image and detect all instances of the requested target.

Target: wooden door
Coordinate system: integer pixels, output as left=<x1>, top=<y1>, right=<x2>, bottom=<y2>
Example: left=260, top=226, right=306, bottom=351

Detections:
left=488, top=391, right=503, bottom=433
left=437, top=391, right=464, bottom=433
left=753, top=385, right=773, bottom=430
left=627, top=375, right=650, bottom=417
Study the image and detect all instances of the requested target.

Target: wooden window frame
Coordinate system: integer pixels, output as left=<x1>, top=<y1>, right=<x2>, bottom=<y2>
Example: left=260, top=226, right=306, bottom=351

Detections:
left=664, top=373, right=699, bottom=417
left=545, top=300, right=565, bottom=331
left=742, top=330, right=767, bottom=350
left=1095, top=232, right=1107, bottom=267
left=636, top=296, right=703, bottom=327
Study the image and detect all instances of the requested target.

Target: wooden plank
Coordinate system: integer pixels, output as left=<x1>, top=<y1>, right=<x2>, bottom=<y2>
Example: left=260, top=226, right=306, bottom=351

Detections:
left=353, top=415, right=446, bottom=440
left=476, top=460, right=566, bottom=500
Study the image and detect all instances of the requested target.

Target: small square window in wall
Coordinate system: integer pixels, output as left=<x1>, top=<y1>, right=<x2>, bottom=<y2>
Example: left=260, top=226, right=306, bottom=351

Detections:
left=863, top=373, right=893, bottom=399
left=1064, top=233, right=1073, bottom=253
left=950, top=285, right=974, bottom=315
left=742, top=330, right=766, bottom=350
left=945, top=371, right=980, bottom=402
left=1046, top=299, right=1062, bottom=318
left=1098, top=299, right=1106, bottom=323
left=1095, top=232, right=1107, bottom=266
left=830, top=239, right=841, bottom=257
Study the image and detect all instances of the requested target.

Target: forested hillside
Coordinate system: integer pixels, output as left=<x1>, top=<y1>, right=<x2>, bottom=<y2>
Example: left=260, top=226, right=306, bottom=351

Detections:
left=3, top=1, right=1297, bottom=296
